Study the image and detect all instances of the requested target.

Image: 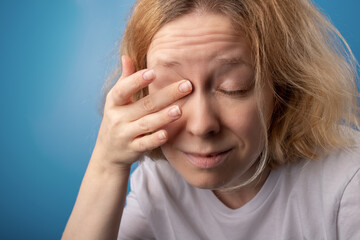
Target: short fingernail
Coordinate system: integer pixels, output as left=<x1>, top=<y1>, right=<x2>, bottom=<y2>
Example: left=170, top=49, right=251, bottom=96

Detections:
left=158, top=131, right=167, bottom=140
left=168, top=105, right=181, bottom=118
left=179, top=80, right=192, bottom=93
left=143, top=70, right=155, bottom=81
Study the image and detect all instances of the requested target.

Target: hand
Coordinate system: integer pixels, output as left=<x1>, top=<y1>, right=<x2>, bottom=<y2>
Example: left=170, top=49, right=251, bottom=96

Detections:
left=92, top=56, right=193, bottom=169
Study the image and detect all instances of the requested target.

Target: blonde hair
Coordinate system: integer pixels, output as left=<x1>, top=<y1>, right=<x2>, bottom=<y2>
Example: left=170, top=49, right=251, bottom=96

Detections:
left=104, top=0, right=359, bottom=186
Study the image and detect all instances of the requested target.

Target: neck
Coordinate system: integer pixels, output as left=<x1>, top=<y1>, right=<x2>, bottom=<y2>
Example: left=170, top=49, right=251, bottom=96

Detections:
left=212, top=167, right=270, bottom=209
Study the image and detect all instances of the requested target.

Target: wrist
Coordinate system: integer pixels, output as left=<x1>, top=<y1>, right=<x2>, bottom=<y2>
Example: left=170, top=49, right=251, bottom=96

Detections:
left=89, top=147, right=132, bottom=179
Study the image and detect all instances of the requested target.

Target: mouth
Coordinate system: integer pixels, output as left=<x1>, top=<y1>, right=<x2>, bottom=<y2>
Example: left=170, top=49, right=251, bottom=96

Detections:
left=184, top=149, right=232, bottom=169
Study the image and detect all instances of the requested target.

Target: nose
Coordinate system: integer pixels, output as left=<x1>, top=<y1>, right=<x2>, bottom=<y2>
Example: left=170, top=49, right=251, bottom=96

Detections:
left=183, top=92, right=220, bottom=137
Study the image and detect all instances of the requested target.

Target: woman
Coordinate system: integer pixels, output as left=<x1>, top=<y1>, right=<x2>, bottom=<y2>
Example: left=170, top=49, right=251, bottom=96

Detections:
left=63, top=0, right=360, bottom=239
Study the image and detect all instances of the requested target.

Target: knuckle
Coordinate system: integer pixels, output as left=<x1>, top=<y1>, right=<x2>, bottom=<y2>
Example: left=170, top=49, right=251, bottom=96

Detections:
left=104, top=109, right=125, bottom=128
left=137, top=140, right=147, bottom=152
left=105, top=89, right=113, bottom=104
left=137, top=119, right=151, bottom=132
left=134, top=133, right=161, bottom=153
left=115, top=129, right=128, bottom=143
left=114, top=87, right=127, bottom=103
left=109, top=85, right=126, bottom=104
left=142, top=98, right=156, bottom=112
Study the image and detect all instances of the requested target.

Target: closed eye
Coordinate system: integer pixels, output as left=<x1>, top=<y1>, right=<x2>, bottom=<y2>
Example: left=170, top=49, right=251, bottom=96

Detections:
left=217, top=89, right=249, bottom=97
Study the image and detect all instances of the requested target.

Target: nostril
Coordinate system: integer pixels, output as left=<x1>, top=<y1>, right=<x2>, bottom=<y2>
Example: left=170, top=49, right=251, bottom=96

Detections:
left=185, top=112, right=220, bottom=137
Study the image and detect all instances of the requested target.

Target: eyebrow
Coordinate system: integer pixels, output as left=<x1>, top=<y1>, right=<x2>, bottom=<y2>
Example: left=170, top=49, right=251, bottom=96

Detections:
left=215, top=56, right=252, bottom=66
left=216, top=57, right=243, bottom=64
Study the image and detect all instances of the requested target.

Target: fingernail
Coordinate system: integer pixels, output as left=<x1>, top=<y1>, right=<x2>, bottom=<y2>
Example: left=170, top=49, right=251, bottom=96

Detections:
left=179, top=80, right=192, bottom=93
left=143, top=70, right=155, bottom=81
left=168, top=105, right=181, bottom=118
left=158, top=131, right=167, bottom=140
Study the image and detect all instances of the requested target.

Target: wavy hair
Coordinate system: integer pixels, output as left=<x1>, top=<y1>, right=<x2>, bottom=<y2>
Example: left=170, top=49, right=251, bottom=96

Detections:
left=103, top=0, right=359, bottom=187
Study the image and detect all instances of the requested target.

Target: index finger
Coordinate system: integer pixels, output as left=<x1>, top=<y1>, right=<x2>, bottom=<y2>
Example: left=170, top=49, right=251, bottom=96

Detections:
left=107, top=56, right=154, bottom=106
left=124, top=79, right=193, bottom=121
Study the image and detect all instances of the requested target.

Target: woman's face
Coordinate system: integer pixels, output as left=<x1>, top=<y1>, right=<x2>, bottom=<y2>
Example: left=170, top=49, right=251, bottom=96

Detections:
left=147, top=12, right=274, bottom=190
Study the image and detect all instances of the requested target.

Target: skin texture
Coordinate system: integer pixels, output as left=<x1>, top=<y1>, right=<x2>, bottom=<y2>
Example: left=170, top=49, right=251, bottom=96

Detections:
left=147, top=12, right=274, bottom=207
left=63, top=12, right=274, bottom=240
left=62, top=53, right=193, bottom=239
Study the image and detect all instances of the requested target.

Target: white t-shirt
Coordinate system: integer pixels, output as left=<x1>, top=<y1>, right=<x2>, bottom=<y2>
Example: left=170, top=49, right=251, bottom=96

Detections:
left=118, top=142, right=360, bottom=239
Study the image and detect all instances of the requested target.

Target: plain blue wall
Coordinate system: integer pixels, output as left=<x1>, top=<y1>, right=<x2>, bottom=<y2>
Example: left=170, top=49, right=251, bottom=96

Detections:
left=0, top=0, right=359, bottom=239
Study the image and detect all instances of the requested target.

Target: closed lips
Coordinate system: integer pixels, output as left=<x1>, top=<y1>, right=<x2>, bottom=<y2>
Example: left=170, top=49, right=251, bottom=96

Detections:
left=184, top=149, right=232, bottom=168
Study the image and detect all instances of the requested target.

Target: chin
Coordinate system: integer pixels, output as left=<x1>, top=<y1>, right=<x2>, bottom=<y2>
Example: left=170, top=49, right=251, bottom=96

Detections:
left=182, top=171, right=232, bottom=190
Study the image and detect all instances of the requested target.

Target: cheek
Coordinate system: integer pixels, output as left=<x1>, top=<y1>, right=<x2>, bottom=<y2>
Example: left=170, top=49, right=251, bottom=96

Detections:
left=221, top=99, right=267, bottom=162
left=164, top=97, right=264, bottom=144
left=227, top=101, right=264, bottom=140
left=227, top=83, right=274, bottom=142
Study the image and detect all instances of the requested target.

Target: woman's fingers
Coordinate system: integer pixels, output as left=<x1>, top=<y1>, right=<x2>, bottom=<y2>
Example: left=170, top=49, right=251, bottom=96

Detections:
left=98, top=56, right=193, bottom=164
left=126, top=105, right=182, bottom=140
left=107, top=58, right=154, bottom=107
left=107, top=56, right=193, bottom=117
left=127, top=105, right=183, bottom=153
left=130, top=130, right=168, bottom=152
left=121, top=55, right=135, bottom=78
left=124, top=79, right=192, bottom=121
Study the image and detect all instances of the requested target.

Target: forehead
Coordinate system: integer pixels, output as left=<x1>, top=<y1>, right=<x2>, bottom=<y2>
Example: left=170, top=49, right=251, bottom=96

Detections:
left=147, top=12, right=252, bottom=68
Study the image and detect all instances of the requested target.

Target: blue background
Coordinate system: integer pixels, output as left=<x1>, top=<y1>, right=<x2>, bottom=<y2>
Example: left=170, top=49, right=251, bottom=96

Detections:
left=0, top=0, right=359, bottom=239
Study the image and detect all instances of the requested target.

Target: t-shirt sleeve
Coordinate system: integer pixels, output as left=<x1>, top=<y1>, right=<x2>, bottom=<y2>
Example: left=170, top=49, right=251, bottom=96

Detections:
left=337, top=169, right=360, bottom=239
left=117, top=168, right=155, bottom=240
